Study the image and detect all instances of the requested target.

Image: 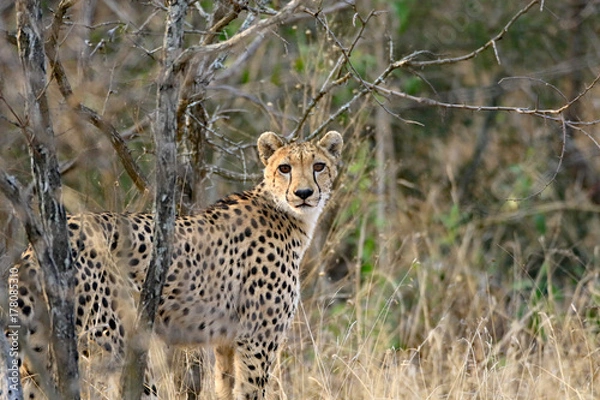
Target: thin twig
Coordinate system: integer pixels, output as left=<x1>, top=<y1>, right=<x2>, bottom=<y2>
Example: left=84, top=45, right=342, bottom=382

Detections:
left=208, top=166, right=261, bottom=182
left=201, top=2, right=243, bottom=45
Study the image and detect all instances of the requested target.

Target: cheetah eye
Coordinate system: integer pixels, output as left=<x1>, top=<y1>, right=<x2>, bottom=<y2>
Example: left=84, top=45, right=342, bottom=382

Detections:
left=278, top=164, right=291, bottom=174
left=313, top=162, right=326, bottom=172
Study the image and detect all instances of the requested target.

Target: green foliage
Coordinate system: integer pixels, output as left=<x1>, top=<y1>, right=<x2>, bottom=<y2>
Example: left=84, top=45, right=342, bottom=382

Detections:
left=335, top=144, right=379, bottom=273
left=391, top=0, right=417, bottom=33
left=533, top=213, right=546, bottom=235
left=294, top=56, right=304, bottom=73
left=402, top=76, right=423, bottom=95
left=270, top=62, right=282, bottom=86
left=437, top=203, right=469, bottom=245
left=348, top=51, right=377, bottom=79
left=219, top=20, right=242, bottom=42
left=240, top=68, right=250, bottom=84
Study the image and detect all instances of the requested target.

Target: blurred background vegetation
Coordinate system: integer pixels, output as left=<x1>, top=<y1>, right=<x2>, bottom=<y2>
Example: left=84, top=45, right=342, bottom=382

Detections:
left=1, top=0, right=599, bottom=398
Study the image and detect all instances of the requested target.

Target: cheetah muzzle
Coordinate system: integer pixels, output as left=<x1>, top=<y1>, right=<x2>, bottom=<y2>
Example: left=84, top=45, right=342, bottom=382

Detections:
left=13, top=131, right=343, bottom=400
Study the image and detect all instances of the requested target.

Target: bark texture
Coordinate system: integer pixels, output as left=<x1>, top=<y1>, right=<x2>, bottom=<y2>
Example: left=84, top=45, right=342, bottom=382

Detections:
left=120, top=0, right=187, bottom=398
left=15, top=0, right=80, bottom=398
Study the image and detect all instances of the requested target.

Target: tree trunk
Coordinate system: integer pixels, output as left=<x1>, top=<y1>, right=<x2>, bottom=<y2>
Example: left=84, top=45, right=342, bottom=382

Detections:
left=15, top=0, right=80, bottom=398
left=120, top=1, right=187, bottom=398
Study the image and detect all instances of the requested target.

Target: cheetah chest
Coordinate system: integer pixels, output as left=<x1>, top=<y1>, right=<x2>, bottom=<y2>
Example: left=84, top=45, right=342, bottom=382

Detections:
left=150, top=202, right=307, bottom=346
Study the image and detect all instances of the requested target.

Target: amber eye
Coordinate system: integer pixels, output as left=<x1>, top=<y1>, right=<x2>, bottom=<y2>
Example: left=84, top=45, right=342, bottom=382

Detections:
left=313, top=162, right=326, bottom=172
left=278, top=164, right=291, bottom=174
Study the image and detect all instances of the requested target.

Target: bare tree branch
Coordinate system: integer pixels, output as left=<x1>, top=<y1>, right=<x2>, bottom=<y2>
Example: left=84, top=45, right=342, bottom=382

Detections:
left=305, top=5, right=600, bottom=141
left=208, top=165, right=261, bottom=182
left=365, top=70, right=600, bottom=118
left=15, top=1, right=80, bottom=399
left=306, top=0, right=564, bottom=140
left=120, top=0, right=187, bottom=398
left=215, top=1, right=353, bottom=83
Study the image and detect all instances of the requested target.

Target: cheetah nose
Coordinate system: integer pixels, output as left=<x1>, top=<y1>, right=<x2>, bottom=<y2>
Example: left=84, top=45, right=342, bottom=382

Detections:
left=294, top=188, right=314, bottom=200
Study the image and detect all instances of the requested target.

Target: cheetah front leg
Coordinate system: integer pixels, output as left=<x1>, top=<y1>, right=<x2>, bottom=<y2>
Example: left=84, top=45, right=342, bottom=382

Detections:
left=215, top=345, right=235, bottom=400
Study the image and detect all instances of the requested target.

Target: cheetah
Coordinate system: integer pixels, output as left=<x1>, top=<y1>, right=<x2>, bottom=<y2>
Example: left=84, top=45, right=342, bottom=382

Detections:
left=13, top=131, right=343, bottom=399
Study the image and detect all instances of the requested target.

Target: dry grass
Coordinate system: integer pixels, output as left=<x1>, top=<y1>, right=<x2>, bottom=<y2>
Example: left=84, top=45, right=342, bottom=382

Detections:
left=277, top=251, right=599, bottom=400
left=131, top=138, right=599, bottom=400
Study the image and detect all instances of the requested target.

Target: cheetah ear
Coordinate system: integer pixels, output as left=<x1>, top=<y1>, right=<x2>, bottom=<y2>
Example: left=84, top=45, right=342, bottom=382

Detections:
left=318, top=131, right=343, bottom=160
left=257, top=131, right=285, bottom=165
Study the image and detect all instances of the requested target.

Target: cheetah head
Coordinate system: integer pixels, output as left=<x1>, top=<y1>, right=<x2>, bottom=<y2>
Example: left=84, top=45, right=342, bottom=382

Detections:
left=258, top=131, right=343, bottom=224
